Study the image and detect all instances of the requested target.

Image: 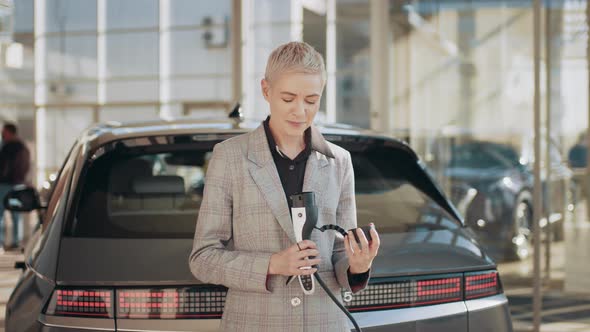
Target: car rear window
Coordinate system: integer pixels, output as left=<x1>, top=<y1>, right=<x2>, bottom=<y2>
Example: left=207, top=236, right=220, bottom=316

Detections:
left=70, top=136, right=460, bottom=238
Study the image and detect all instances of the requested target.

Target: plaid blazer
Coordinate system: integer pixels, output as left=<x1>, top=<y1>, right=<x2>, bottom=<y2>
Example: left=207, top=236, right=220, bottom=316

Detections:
left=189, top=124, right=368, bottom=331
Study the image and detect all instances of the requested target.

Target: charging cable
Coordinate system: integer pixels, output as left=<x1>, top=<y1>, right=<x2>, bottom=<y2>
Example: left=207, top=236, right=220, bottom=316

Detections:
left=311, top=224, right=373, bottom=332
left=289, top=192, right=372, bottom=332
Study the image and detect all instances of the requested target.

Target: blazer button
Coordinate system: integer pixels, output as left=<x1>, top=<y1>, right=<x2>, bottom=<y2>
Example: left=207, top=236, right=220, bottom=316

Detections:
left=291, top=297, right=302, bottom=307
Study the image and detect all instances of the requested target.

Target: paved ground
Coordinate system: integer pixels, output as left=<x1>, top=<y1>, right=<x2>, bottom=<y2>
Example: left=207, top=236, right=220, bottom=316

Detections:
left=0, top=251, right=25, bottom=332
left=509, top=288, right=590, bottom=332
left=500, top=202, right=590, bottom=332
left=502, top=242, right=590, bottom=332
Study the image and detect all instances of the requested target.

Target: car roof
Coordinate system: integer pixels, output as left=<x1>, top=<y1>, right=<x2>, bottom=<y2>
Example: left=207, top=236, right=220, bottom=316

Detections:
left=77, top=117, right=418, bottom=159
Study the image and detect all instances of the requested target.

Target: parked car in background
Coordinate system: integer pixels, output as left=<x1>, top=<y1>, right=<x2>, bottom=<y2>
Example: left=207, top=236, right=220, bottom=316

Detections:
left=519, top=136, right=575, bottom=240
left=4, top=117, right=512, bottom=331
left=446, top=140, right=572, bottom=261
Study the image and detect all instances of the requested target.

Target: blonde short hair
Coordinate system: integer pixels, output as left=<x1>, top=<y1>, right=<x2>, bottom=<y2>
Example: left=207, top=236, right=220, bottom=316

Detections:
left=264, top=41, right=326, bottom=86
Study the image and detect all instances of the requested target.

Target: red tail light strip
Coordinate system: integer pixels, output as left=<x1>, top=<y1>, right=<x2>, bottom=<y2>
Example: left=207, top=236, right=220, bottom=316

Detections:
left=465, top=271, right=500, bottom=300
left=119, top=291, right=179, bottom=308
left=44, top=270, right=502, bottom=318
left=45, top=289, right=114, bottom=318
left=417, top=279, right=461, bottom=296
left=117, top=287, right=225, bottom=319
left=345, top=276, right=463, bottom=312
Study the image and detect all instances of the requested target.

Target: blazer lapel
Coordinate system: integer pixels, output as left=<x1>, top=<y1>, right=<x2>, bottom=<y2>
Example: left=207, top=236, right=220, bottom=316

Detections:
left=303, top=125, right=332, bottom=196
left=247, top=125, right=296, bottom=243
left=302, top=150, right=330, bottom=198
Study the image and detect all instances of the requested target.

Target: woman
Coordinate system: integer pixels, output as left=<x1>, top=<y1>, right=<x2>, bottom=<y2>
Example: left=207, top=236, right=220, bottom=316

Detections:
left=189, top=41, right=379, bottom=331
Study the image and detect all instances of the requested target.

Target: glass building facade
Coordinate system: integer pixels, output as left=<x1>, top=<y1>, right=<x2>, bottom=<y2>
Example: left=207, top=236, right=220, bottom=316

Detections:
left=0, top=0, right=588, bottom=261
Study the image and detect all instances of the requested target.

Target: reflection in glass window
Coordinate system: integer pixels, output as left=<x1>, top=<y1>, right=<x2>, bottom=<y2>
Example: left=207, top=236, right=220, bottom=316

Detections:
left=105, top=0, right=158, bottom=30
left=72, top=136, right=461, bottom=238
left=104, top=32, right=159, bottom=78
left=42, top=108, right=94, bottom=169
left=167, top=0, right=230, bottom=27
left=74, top=150, right=212, bottom=238
left=44, top=0, right=97, bottom=33
left=335, top=0, right=370, bottom=127
left=43, top=35, right=98, bottom=80
left=99, top=107, right=160, bottom=123
left=0, top=5, right=12, bottom=41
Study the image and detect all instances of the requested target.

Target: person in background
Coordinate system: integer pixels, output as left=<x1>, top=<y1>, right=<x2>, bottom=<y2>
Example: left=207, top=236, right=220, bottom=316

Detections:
left=568, top=132, right=588, bottom=219
left=568, top=132, right=587, bottom=169
left=0, top=123, right=31, bottom=250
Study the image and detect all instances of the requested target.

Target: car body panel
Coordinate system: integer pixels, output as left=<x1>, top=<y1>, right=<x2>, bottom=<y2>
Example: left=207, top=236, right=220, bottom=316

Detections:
left=466, top=295, right=513, bottom=332
left=370, top=230, right=495, bottom=277
left=114, top=319, right=220, bottom=332
left=351, top=301, right=467, bottom=331
left=55, top=233, right=496, bottom=285
left=5, top=268, right=56, bottom=331
left=29, top=296, right=510, bottom=332
left=39, top=315, right=116, bottom=331
left=57, top=238, right=196, bottom=285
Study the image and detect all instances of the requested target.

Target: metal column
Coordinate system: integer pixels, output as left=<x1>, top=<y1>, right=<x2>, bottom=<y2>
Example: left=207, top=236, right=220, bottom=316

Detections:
left=586, top=0, right=590, bottom=223
left=533, top=0, right=543, bottom=331
left=544, top=0, right=552, bottom=284
left=232, top=0, right=242, bottom=105
left=326, top=0, right=336, bottom=124
left=370, top=0, right=391, bottom=133
left=458, top=6, right=475, bottom=130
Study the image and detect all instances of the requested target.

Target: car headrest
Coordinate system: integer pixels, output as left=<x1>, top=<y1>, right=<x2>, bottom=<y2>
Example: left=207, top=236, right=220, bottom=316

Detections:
left=131, top=176, right=185, bottom=195
left=109, top=158, right=153, bottom=193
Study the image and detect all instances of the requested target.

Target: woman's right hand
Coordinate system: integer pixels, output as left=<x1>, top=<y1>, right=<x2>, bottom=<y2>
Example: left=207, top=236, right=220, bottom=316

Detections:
left=268, top=240, right=321, bottom=276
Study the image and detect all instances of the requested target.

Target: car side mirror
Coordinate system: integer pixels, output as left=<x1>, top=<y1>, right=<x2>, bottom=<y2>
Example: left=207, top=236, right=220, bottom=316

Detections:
left=14, top=261, right=26, bottom=271
left=3, top=185, right=44, bottom=212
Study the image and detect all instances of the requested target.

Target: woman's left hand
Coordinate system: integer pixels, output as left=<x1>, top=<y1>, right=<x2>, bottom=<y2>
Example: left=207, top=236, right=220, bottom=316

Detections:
left=344, top=223, right=380, bottom=274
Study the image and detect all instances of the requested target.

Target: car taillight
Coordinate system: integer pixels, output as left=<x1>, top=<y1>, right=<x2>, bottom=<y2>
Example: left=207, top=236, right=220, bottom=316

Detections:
left=42, top=270, right=502, bottom=319
left=45, top=288, right=114, bottom=318
left=117, top=286, right=226, bottom=319
left=465, top=270, right=501, bottom=300
left=345, top=275, right=463, bottom=312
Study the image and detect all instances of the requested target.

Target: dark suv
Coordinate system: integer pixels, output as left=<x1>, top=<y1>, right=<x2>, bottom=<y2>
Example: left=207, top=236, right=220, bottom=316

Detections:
left=4, top=118, right=512, bottom=331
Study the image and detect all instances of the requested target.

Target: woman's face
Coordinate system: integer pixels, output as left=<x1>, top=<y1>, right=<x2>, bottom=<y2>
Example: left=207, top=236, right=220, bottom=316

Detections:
left=261, top=71, right=323, bottom=139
